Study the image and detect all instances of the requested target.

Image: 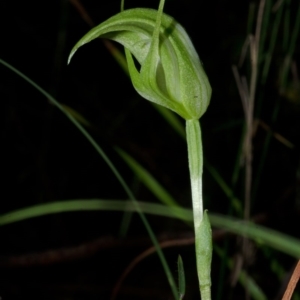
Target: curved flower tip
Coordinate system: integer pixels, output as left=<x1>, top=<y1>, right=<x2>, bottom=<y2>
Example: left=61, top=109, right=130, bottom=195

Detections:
left=68, top=7, right=212, bottom=120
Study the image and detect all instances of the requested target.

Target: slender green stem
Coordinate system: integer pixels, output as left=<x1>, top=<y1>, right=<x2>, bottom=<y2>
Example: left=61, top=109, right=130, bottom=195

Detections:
left=186, top=119, right=212, bottom=300
left=186, top=119, right=203, bottom=227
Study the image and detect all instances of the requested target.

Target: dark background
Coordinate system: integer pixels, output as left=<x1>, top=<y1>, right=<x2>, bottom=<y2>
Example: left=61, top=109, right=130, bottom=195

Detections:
left=1, top=0, right=299, bottom=299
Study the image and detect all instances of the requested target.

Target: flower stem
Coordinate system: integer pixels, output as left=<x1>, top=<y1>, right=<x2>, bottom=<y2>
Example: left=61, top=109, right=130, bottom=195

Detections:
left=186, top=119, right=212, bottom=300
left=186, top=119, right=203, bottom=226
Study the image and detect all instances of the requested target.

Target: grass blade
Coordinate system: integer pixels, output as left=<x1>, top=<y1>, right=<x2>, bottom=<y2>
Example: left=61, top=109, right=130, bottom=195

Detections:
left=214, top=246, right=267, bottom=300
left=116, top=147, right=179, bottom=207
left=178, top=255, right=186, bottom=300
left=0, top=199, right=299, bottom=259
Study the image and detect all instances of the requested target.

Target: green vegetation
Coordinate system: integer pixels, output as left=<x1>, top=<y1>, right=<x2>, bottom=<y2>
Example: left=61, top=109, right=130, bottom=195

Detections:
left=1, top=0, right=299, bottom=299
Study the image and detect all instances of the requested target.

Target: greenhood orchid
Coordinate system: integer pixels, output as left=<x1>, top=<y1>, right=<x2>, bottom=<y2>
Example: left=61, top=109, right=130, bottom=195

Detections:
left=69, top=1, right=212, bottom=299
left=68, top=5, right=211, bottom=121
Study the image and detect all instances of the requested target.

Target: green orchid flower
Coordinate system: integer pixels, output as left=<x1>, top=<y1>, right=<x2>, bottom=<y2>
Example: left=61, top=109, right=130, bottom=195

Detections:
left=68, top=1, right=211, bottom=121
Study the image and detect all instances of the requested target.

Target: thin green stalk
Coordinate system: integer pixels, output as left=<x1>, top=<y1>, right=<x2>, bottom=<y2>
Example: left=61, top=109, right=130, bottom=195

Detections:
left=186, top=119, right=212, bottom=300
left=186, top=120, right=203, bottom=226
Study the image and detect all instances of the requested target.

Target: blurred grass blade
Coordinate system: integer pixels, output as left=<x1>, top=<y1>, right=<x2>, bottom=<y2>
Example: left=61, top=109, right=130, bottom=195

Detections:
left=178, top=255, right=186, bottom=300
left=0, top=58, right=178, bottom=299
left=0, top=200, right=192, bottom=226
left=258, top=0, right=271, bottom=65
left=282, top=0, right=290, bottom=52
left=286, top=1, right=300, bottom=58
left=154, top=104, right=186, bottom=139
left=116, top=147, right=179, bottom=207
left=1, top=199, right=300, bottom=259
left=204, top=160, right=242, bottom=214
left=279, top=1, right=300, bottom=92
left=253, top=1, right=298, bottom=201
left=247, top=2, right=256, bottom=35
left=261, top=3, right=284, bottom=84
left=103, top=40, right=129, bottom=75
left=61, top=104, right=92, bottom=127
left=214, top=246, right=267, bottom=300
left=210, top=214, right=300, bottom=259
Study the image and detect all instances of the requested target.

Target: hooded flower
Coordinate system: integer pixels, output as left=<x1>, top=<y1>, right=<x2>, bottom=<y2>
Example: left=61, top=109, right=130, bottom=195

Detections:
left=68, top=5, right=211, bottom=120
